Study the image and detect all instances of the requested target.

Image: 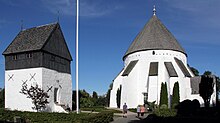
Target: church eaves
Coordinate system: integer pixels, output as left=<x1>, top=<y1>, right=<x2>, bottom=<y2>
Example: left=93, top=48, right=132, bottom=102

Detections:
left=123, top=15, right=186, bottom=60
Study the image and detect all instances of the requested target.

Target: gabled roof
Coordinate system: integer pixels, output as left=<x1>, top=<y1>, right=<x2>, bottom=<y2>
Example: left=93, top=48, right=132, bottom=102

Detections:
left=3, top=23, right=57, bottom=55
left=123, top=15, right=186, bottom=60
left=3, top=23, right=72, bottom=60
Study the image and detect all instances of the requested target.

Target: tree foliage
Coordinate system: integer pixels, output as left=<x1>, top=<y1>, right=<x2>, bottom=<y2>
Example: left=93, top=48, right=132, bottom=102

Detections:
left=106, top=83, right=113, bottom=107
left=190, top=67, right=199, bottom=76
left=20, top=82, right=49, bottom=112
left=199, top=75, right=214, bottom=107
left=160, top=82, right=168, bottom=107
left=0, top=89, right=4, bottom=108
left=203, top=71, right=212, bottom=76
left=116, top=85, right=121, bottom=108
left=92, top=91, right=98, bottom=99
left=171, top=82, right=180, bottom=109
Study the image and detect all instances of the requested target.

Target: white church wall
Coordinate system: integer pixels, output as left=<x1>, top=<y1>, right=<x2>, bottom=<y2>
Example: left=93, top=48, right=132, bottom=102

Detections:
left=109, top=70, right=124, bottom=108
left=110, top=49, right=199, bottom=109
left=5, top=68, right=43, bottom=112
left=120, top=60, right=139, bottom=109
left=42, top=68, right=72, bottom=112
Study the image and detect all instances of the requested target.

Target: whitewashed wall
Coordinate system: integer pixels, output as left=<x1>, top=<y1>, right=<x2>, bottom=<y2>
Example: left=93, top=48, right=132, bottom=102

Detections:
left=5, top=68, right=43, bottom=112
left=110, top=50, right=199, bottom=109
left=5, top=67, right=72, bottom=112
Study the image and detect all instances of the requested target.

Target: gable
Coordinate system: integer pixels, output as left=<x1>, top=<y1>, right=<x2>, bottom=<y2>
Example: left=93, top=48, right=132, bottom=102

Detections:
left=42, top=25, right=72, bottom=61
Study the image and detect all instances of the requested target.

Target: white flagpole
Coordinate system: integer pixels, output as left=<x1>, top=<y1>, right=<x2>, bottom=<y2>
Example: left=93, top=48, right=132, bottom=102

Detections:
left=76, top=0, right=79, bottom=114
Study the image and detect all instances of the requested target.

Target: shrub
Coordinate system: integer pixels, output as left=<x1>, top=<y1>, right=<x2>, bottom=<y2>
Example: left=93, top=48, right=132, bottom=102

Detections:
left=0, top=109, right=113, bottom=123
left=154, top=108, right=177, bottom=117
left=159, top=83, right=168, bottom=107
left=171, top=82, right=180, bottom=109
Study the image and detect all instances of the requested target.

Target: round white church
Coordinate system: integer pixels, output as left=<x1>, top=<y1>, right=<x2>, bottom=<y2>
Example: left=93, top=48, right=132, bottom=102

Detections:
left=109, top=7, right=216, bottom=109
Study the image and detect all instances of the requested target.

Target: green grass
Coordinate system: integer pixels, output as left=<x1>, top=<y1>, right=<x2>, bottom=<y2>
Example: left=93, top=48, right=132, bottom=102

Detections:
left=81, top=106, right=122, bottom=113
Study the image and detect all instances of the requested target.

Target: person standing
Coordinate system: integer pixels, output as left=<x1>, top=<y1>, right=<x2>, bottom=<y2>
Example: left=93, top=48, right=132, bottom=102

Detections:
left=140, top=105, right=145, bottom=117
left=123, top=103, right=128, bottom=118
left=136, top=105, right=141, bottom=118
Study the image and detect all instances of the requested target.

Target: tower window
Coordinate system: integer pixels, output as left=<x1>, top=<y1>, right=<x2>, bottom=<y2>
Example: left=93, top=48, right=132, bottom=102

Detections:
left=26, top=53, right=32, bottom=58
left=12, top=55, right=17, bottom=60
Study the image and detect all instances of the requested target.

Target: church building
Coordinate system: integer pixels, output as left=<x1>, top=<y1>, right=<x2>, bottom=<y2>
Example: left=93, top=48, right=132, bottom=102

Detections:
left=109, top=6, right=216, bottom=109
left=3, top=23, right=72, bottom=112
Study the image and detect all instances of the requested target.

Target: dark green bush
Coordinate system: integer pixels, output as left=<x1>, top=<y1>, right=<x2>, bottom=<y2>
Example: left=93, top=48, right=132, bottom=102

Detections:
left=172, top=82, right=180, bottom=109
left=153, top=108, right=177, bottom=117
left=0, top=108, right=113, bottom=123
left=159, top=82, right=168, bottom=107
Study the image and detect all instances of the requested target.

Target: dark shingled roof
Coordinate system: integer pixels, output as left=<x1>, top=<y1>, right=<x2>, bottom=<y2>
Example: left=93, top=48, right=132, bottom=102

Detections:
left=3, top=23, right=58, bottom=55
left=122, top=60, right=138, bottom=76
left=174, top=57, right=191, bottom=77
left=149, top=62, right=158, bottom=76
left=164, top=62, right=178, bottom=77
left=123, top=15, right=186, bottom=60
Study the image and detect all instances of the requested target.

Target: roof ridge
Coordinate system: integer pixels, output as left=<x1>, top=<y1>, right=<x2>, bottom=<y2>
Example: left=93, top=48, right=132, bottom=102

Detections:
left=21, top=22, right=58, bottom=31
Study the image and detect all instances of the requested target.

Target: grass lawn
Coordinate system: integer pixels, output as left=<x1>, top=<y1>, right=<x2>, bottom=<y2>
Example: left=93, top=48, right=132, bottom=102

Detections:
left=81, top=106, right=122, bottom=113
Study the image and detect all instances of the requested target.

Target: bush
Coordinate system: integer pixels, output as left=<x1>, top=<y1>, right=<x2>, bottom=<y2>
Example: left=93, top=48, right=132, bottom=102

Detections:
left=159, top=83, right=168, bottom=107
left=153, top=108, right=177, bottom=117
left=172, top=82, right=180, bottom=109
left=0, top=108, right=113, bottom=123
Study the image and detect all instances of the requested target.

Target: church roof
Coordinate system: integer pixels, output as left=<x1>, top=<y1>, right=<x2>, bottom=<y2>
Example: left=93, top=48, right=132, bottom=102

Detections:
left=123, top=15, right=186, bottom=60
left=3, top=22, right=72, bottom=60
left=3, top=23, right=57, bottom=55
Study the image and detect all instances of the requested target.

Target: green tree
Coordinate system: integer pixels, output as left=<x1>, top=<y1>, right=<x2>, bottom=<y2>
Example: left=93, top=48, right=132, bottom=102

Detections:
left=116, top=85, right=122, bottom=108
left=199, top=75, right=214, bottom=107
left=203, top=71, right=212, bottom=76
left=92, top=91, right=98, bottom=99
left=159, top=82, right=168, bottom=107
left=190, top=67, right=199, bottom=76
left=106, top=83, right=113, bottom=106
left=0, top=88, right=4, bottom=108
left=171, top=82, right=180, bottom=109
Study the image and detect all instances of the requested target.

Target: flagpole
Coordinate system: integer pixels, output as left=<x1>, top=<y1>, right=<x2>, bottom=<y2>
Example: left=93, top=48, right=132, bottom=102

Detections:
left=76, top=0, right=79, bottom=114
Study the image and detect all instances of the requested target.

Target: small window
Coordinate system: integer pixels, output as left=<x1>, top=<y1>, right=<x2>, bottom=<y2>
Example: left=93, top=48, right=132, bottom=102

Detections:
left=26, top=53, right=32, bottom=58
left=152, top=51, right=155, bottom=55
left=12, top=55, right=17, bottom=60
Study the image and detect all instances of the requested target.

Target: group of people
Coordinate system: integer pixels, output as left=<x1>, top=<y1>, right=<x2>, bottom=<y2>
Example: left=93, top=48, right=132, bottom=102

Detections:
left=122, top=103, right=147, bottom=118
left=136, top=104, right=146, bottom=118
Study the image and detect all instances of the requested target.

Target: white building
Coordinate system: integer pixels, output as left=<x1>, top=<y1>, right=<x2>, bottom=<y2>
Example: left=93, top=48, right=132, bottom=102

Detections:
left=3, top=23, right=72, bottom=112
left=110, top=7, right=216, bottom=109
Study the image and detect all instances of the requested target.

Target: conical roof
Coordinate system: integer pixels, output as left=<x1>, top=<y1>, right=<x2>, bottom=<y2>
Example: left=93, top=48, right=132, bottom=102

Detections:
left=123, top=15, right=186, bottom=60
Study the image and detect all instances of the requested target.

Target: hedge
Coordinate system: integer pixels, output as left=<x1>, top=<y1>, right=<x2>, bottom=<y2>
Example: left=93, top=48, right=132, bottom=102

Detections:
left=0, top=109, right=113, bottom=123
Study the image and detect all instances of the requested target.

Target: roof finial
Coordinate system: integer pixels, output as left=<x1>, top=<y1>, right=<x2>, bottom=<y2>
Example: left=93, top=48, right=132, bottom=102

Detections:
left=153, top=5, right=156, bottom=16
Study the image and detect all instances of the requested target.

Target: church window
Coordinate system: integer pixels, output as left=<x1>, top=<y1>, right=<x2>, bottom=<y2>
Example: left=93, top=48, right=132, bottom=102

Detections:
left=152, top=51, right=155, bottom=55
left=12, top=55, right=17, bottom=60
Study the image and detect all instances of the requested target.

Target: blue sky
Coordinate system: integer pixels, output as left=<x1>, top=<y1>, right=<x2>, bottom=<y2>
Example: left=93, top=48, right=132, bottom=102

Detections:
left=0, top=0, right=220, bottom=95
